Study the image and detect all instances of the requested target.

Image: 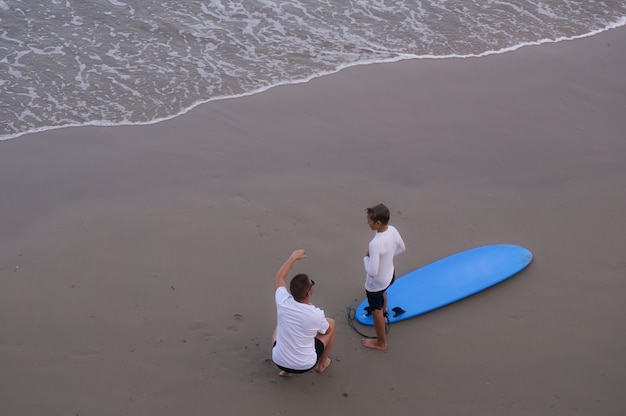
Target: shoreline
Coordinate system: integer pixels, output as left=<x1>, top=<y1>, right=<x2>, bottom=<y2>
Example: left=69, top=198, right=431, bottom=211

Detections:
left=2, top=21, right=626, bottom=142
left=1, top=25, right=625, bottom=416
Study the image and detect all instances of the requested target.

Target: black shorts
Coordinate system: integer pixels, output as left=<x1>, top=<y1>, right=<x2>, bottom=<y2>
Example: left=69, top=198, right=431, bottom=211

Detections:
left=273, top=338, right=325, bottom=374
left=366, top=272, right=395, bottom=311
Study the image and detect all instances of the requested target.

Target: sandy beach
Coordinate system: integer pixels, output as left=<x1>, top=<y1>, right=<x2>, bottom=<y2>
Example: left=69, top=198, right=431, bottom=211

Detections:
left=1, top=26, right=625, bottom=416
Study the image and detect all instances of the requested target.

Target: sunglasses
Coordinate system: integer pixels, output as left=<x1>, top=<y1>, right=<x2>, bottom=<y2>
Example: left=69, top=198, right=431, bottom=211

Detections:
left=308, top=280, right=315, bottom=291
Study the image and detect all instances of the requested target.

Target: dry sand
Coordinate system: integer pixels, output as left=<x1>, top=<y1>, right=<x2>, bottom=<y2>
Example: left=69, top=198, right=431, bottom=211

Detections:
left=1, top=26, right=625, bottom=416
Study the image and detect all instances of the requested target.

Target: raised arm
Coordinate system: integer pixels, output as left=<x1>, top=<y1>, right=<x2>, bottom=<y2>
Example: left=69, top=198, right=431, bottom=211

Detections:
left=274, top=249, right=307, bottom=291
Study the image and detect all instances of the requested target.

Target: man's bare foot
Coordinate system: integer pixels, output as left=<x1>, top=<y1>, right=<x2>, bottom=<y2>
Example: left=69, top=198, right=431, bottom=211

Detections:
left=362, top=338, right=387, bottom=351
left=279, top=371, right=293, bottom=377
left=316, top=357, right=332, bottom=373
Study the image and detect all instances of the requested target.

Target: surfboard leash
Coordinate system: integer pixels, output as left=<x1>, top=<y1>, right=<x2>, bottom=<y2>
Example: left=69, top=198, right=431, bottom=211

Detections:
left=346, top=306, right=390, bottom=339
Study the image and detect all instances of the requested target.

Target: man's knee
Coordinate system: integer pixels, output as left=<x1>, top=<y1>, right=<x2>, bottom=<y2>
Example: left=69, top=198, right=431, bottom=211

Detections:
left=326, top=318, right=336, bottom=332
left=323, top=318, right=336, bottom=341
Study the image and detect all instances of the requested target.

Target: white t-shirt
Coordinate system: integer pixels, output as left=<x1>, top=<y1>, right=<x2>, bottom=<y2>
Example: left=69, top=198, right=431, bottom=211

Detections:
left=272, top=286, right=330, bottom=370
left=363, top=225, right=406, bottom=292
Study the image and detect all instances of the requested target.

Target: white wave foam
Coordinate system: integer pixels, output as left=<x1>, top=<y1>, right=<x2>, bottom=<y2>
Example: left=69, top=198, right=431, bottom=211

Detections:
left=2, top=1, right=625, bottom=141
left=4, top=19, right=624, bottom=143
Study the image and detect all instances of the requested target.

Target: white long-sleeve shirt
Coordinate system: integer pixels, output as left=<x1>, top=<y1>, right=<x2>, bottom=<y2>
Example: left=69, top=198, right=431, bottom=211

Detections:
left=363, top=225, right=405, bottom=292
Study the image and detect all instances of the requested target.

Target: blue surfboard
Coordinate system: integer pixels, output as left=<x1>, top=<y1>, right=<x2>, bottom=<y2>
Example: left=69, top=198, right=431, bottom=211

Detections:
left=355, top=244, right=533, bottom=325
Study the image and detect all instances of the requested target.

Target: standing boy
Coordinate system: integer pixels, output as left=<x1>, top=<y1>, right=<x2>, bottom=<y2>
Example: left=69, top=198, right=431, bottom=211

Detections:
left=362, top=203, right=405, bottom=351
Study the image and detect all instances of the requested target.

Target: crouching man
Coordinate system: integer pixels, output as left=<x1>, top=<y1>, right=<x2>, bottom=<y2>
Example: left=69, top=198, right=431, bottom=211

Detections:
left=271, top=249, right=335, bottom=377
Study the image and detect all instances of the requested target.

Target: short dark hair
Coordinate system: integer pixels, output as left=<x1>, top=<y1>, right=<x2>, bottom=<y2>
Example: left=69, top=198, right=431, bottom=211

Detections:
left=366, top=203, right=390, bottom=225
left=290, top=273, right=311, bottom=300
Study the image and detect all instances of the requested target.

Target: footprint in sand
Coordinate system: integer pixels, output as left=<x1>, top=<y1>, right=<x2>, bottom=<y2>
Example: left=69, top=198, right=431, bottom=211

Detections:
left=188, top=321, right=214, bottom=342
left=188, top=321, right=208, bottom=331
left=227, top=313, right=243, bottom=332
left=70, top=349, right=101, bottom=361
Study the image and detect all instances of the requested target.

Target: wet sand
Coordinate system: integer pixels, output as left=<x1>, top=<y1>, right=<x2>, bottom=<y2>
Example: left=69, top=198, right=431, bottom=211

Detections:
left=1, top=27, right=625, bottom=416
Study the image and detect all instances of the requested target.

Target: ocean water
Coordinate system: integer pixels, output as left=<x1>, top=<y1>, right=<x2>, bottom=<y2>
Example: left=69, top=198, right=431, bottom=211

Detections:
left=1, top=0, right=625, bottom=141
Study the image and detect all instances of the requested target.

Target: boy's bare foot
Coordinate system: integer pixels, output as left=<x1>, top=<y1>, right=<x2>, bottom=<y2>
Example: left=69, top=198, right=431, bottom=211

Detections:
left=361, top=338, right=387, bottom=351
left=316, top=357, right=332, bottom=373
left=279, top=371, right=293, bottom=377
